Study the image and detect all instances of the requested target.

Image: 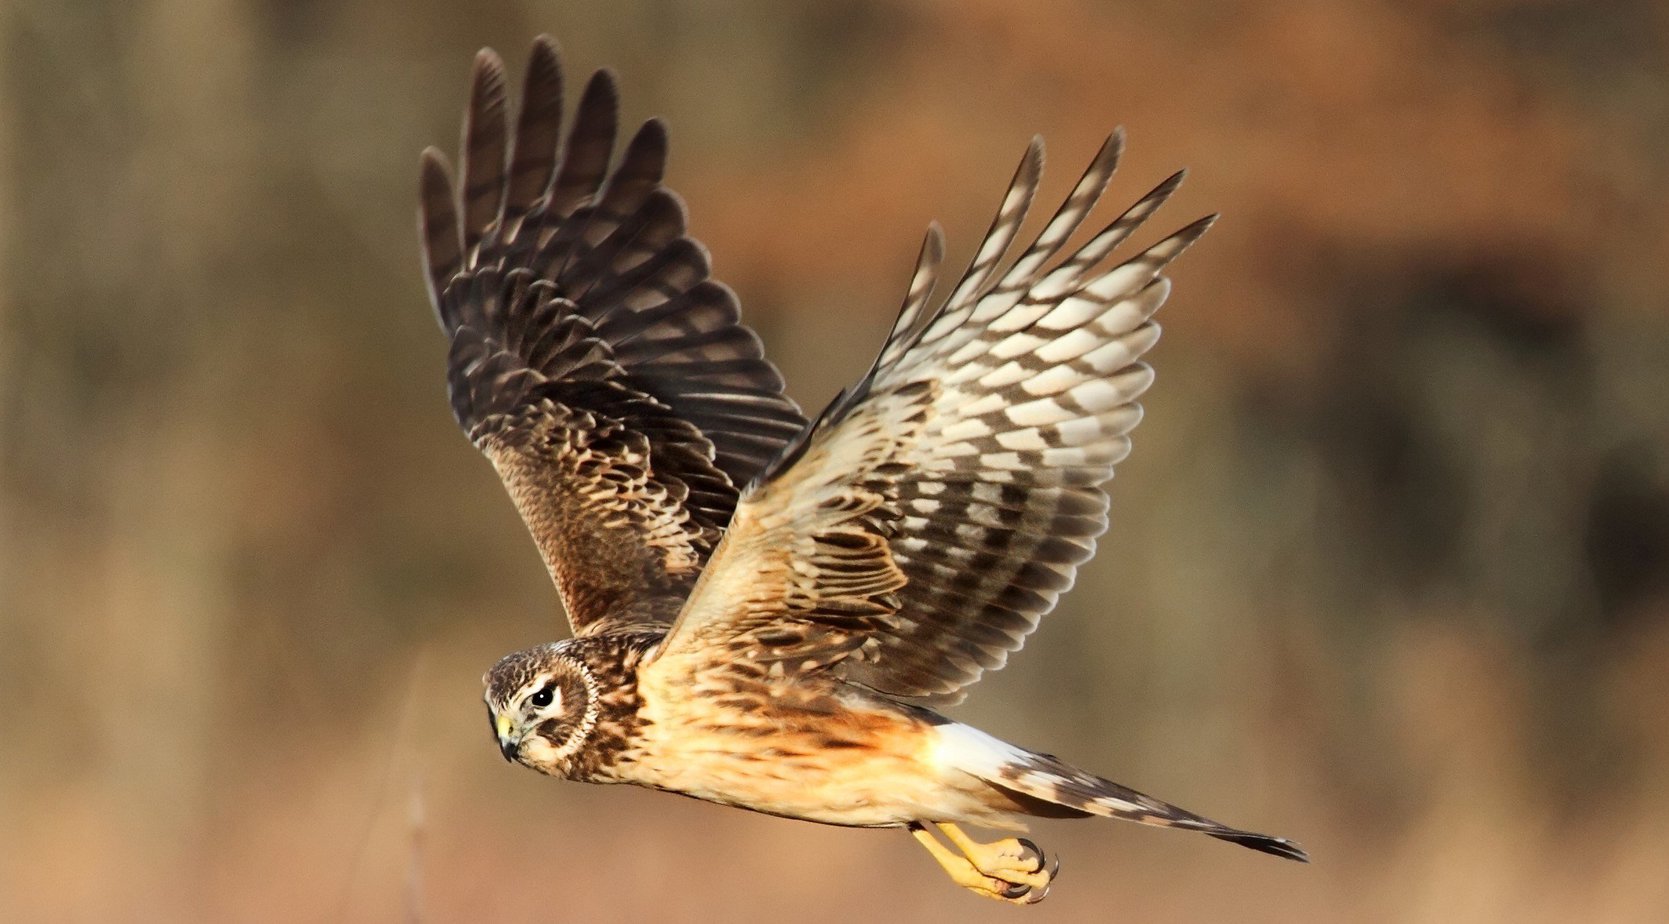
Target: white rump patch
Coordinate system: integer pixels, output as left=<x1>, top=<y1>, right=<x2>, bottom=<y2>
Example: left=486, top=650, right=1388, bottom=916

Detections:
left=930, top=722, right=1035, bottom=780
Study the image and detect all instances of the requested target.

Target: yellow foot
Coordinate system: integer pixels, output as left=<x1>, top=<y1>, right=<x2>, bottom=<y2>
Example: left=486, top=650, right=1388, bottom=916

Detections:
left=908, top=822, right=1060, bottom=904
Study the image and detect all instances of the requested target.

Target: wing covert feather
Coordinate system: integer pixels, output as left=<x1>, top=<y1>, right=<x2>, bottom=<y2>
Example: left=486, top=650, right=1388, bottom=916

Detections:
left=658, top=136, right=1210, bottom=700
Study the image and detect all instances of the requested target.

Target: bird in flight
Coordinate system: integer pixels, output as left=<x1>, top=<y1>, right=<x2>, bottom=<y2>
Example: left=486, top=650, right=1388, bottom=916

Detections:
left=418, top=36, right=1307, bottom=904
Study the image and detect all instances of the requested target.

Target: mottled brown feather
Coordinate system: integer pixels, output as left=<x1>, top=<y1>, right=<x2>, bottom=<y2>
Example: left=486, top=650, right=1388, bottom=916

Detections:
left=421, top=38, right=807, bottom=636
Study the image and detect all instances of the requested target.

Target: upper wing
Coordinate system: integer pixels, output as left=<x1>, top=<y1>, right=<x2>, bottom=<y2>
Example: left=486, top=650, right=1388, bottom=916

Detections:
left=421, top=38, right=807, bottom=637
left=653, top=132, right=1209, bottom=701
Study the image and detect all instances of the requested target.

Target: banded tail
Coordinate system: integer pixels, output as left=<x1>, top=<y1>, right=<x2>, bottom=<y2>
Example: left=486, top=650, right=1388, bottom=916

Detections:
left=935, top=723, right=1309, bottom=862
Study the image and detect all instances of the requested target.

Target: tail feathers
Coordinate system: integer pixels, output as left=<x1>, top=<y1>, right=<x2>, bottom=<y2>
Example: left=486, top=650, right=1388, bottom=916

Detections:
left=1016, top=758, right=1310, bottom=862
left=936, top=724, right=1309, bottom=862
left=1207, top=829, right=1311, bottom=862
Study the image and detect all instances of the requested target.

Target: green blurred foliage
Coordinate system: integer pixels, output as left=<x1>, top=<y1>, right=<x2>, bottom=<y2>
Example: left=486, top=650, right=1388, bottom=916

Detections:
left=3, top=1, right=1667, bottom=920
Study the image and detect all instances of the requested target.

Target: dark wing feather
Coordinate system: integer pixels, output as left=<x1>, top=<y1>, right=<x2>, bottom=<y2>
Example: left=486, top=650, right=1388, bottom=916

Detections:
left=656, top=134, right=1208, bottom=701
left=421, top=38, right=807, bottom=636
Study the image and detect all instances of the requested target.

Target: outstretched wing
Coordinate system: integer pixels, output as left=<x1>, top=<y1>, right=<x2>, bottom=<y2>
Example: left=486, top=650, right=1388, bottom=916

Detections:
left=421, top=37, right=807, bottom=637
left=653, top=132, right=1208, bottom=701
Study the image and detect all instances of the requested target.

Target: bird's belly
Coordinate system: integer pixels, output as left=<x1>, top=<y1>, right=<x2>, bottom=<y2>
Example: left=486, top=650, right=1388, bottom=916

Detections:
left=626, top=710, right=971, bottom=827
left=670, top=754, right=932, bottom=826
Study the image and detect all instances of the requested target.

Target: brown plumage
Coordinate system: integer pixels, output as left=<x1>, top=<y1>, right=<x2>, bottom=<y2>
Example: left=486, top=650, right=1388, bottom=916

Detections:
left=427, top=37, right=1307, bottom=905
left=421, top=39, right=808, bottom=636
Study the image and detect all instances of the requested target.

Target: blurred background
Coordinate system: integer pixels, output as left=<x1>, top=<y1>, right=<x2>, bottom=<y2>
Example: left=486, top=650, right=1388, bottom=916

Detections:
left=3, top=1, right=1668, bottom=920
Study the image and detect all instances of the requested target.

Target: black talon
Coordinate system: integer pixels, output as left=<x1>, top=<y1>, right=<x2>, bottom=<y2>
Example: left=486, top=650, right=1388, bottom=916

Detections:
left=1000, top=881, right=1034, bottom=900
left=1020, top=851, right=1060, bottom=904
left=1016, top=837, right=1046, bottom=873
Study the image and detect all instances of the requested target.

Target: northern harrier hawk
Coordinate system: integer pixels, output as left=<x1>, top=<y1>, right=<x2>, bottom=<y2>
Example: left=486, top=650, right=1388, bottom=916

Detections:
left=418, top=36, right=1306, bottom=903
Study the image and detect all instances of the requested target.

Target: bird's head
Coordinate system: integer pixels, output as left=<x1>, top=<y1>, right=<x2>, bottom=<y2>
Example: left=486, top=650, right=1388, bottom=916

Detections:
left=483, top=642, right=599, bottom=776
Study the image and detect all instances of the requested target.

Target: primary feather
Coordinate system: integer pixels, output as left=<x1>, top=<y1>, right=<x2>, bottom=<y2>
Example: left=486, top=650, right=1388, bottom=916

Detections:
left=657, top=131, right=1213, bottom=704
left=421, top=38, right=808, bottom=636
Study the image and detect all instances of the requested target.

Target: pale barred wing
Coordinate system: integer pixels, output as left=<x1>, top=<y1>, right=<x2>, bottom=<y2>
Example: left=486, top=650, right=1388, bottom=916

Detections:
left=656, top=133, right=1209, bottom=700
left=421, top=38, right=807, bottom=636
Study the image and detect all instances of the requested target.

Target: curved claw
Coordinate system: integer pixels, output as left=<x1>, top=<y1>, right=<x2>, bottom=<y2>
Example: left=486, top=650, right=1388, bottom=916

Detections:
left=1008, top=840, right=1061, bottom=900
left=1000, top=880, right=1034, bottom=900
left=1004, top=877, right=1054, bottom=906
left=1015, top=837, right=1045, bottom=873
left=998, top=845, right=1058, bottom=903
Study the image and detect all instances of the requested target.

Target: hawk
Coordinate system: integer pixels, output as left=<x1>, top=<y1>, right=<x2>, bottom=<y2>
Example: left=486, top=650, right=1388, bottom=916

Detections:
left=418, top=36, right=1307, bottom=904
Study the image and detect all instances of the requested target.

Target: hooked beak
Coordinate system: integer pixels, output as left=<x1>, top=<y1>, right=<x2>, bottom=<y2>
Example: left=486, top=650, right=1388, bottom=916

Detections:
left=495, top=713, right=519, bottom=762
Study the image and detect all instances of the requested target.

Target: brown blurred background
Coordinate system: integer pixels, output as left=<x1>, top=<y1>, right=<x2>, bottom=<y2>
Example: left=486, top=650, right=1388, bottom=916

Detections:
left=3, top=1, right=1668, bottom=921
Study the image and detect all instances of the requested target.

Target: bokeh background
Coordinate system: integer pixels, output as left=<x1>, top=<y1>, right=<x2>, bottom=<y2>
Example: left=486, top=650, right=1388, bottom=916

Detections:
left=4, top=1, right=1668, bottom=921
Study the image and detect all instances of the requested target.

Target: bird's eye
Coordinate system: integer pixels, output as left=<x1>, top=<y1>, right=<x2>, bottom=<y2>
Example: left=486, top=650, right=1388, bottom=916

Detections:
left=529, top=685, right=555, bottom=709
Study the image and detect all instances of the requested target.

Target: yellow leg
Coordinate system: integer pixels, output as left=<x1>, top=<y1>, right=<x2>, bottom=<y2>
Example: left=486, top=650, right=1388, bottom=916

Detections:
left=908, top=823, right=1057, bottom=904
